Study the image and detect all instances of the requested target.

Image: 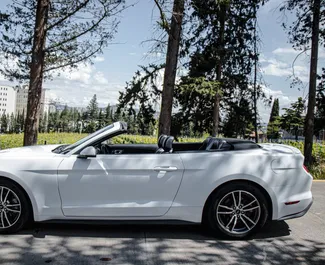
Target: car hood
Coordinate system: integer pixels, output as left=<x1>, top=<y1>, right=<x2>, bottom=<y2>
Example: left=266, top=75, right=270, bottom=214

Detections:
left=0, top=144, right=62, bottom=157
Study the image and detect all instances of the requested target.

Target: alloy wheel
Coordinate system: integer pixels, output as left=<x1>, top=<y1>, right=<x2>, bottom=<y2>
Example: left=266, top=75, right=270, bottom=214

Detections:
left=0, top=186, right=22, bottom=229
left=216, top=190, right=261, bottom=235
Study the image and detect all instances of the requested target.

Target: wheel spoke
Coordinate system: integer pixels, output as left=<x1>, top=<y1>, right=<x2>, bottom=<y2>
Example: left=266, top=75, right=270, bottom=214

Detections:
left=0, top=187, right=3, bottom=203
left=217, top=211, right=233, bottom=214
left=219, top=205, right=233, bottom=211
left=243, top=206, right=260, bottom=212
left=226, top=215, right=235, bottom=228
left=232, top=192, right=237, bottom=207
left=6, top=204, right=20, bottom=208
left=231, top=216, right=238, bottom=232
left=3, top=211, right=11, bottom=226
left=3, top=190, right=10, bottom=203
left=242, top=213, right=256, bottom=225
left=0, top=212, right=4, bottom=228
left=6, top=208, right=20, bottom=213
left=240, top=216, right=251, bottom=230
left=242, top=199, right=257, bottom=209
left=238, top=191, right=241, bottom=207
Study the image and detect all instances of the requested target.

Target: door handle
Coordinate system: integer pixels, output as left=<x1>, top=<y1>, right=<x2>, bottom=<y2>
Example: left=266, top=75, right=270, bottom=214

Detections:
left=154, top=166, right=178, bottom=172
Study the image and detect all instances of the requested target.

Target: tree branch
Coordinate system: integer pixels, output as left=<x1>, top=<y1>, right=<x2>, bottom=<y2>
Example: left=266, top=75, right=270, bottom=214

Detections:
left=44, top=2, right=136, bottom=53
left=44, top=45, right=102, bottom=72
left=154, top=0, right=170, bottom=33
left=292, top=47, right=311, bottom=77
left=46, top=0, right=91, bottom=32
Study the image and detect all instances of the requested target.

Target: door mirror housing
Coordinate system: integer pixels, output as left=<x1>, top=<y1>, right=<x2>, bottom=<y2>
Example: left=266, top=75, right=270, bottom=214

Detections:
left=78, top=146, right=97, bottom=159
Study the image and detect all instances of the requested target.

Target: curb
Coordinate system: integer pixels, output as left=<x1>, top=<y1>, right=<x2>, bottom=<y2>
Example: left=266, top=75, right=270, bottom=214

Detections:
left=313, top=180, right=325, bottom=182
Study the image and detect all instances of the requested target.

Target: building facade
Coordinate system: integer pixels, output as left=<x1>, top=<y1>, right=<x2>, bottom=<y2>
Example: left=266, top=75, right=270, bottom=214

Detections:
left=15, top=85, right=46, bottom=116
left=0, top=85, right=16, bottom=115
left=15, top=85, right=28, bottom=115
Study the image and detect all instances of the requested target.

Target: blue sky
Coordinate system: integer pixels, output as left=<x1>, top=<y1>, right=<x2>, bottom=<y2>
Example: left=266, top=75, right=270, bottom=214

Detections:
left=0, top=0, right=319, bottom=122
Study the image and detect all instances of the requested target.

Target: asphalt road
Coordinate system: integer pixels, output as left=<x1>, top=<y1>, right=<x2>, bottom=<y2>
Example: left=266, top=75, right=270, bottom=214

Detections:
left=0, top=182, right=324, bottom=265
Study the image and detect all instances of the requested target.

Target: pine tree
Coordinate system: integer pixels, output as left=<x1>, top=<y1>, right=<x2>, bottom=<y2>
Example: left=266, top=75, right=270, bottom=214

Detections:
left=87, top=95, right=99, bottom=121
left=267, top=99, right=280, bottom=139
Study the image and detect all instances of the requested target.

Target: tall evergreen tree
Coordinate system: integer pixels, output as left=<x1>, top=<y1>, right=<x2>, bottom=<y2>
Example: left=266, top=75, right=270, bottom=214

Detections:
left=280, top=0, right=322, bottom=165
left=267, top=98, right=280, bottom=139
left=87, top=94, right=99, bottom=120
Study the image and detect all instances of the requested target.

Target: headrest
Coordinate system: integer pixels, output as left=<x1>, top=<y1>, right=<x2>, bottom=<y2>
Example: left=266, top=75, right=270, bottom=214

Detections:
left=158, top=134, right=168, bottom=148
left=164, top=136, right=174, bottom=152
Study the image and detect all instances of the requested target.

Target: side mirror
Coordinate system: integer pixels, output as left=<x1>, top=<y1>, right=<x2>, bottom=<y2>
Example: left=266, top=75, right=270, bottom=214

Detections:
left=78, top=146, right=97, bottom=159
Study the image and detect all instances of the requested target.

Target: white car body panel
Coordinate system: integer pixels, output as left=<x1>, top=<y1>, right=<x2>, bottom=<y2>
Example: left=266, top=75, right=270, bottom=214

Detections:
left=0, top=122, right=313, bottom=224
left=58, top=153, right=184, bottom=217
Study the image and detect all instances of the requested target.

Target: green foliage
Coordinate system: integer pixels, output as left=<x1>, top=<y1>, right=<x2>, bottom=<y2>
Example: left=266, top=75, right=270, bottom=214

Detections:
left=315, top=72, right=325, bottom=136
left=223, top=97, right=254, bottom=138
left=281, top=97, right=305, bottom=140
left=117, top=64, right=164, bottom=135
left=267, top=98, right=280, bottom=139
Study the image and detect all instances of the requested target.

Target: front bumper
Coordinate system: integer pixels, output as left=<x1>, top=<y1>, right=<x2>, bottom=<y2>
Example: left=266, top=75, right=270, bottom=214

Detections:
left=278, top=198, right=313, bottom=220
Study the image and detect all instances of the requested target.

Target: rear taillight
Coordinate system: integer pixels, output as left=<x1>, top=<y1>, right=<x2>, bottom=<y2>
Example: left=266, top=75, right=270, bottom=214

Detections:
left=303, top=165, right=309, bottom=173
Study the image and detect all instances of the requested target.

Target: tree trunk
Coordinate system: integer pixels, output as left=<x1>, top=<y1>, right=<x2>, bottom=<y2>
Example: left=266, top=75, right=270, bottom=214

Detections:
left=158, top=0, right=185, bottom=136
left=304, top=0, right=320, bottom=166
left=253, top=7, right=259, bottom=143
left=24, top=0, right=49, bottom=146
left=212, top=3, right=227, bottom=137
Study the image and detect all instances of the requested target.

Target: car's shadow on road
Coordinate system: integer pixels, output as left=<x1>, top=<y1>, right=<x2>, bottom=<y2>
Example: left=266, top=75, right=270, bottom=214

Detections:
left=21, top=220, right=290, bottom=240
left=4, top=221, right=325, bottom=265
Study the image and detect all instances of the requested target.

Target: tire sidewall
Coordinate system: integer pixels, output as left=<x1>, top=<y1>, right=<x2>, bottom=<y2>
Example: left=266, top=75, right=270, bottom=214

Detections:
left=0, top=179, right=30, bottom=234
left=207, top=182, right=268, bottom=239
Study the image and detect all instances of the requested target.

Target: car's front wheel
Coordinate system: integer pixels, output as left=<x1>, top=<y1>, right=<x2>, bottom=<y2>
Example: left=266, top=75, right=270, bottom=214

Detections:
left=206, top=182, right=269, bottom=239
left=0, top=179, right=31, bottom=234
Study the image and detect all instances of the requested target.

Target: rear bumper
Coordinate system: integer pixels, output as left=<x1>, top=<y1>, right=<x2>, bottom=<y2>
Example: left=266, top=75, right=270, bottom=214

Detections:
left=278, top=198, right=313, bottom=220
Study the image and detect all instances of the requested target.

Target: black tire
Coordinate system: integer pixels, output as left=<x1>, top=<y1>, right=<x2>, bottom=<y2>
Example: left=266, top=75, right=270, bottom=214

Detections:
left=0, top=179, right=31, bottom=234
left=205, top=182, right=268, bottom=239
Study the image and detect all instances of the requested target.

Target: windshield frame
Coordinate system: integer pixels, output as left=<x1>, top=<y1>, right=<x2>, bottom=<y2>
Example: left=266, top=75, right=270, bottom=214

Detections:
left=60, top=123, right=116, bottom=154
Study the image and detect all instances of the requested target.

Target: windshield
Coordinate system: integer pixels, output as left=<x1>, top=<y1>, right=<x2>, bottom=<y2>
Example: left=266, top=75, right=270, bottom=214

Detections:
left=60, top=124, right=114, bottom=153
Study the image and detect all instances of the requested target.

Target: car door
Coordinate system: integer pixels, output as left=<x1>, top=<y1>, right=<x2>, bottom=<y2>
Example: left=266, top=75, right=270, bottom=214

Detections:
left=57, top=153, right=184, bottom=217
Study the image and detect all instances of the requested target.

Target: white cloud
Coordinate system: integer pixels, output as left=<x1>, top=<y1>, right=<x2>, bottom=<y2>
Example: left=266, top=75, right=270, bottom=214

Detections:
left=272, top=47, right=300, bottom=55
left=93, top=72, right=109, bottom=85
left=261, top=47, right=310, bottom=81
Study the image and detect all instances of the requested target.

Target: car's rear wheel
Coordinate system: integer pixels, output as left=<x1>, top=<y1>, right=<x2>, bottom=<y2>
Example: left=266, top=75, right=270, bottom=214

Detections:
left=0, top=179, right=30, bottom=234
left=205, top=182, right=268, bottom=239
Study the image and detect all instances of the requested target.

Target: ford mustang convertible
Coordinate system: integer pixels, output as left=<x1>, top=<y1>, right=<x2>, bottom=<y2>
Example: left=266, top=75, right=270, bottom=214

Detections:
left=0, top=122, right=313, bottom=238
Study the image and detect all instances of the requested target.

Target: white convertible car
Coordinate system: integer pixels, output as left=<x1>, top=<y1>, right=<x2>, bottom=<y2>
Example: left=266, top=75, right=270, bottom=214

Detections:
left=0, top=122, right=313, bottom=238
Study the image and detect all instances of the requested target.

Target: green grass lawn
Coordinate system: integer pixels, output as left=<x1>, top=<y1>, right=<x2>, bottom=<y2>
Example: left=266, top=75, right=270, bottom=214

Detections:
left=0, top=133, right=324, bottom=179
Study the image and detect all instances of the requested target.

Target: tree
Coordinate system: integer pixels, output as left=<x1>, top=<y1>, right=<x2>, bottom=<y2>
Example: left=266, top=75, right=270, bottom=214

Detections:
left=315, top=77, right=325, bottom=136
left=156, top=0, right=185, bottom=136
left=87, top=94, right=99, bottom=120
left=281, top=97, right=305, bottom=141
left=223, top=97, right=254, bottom=139
left=0, top=0, right=127, bottom=146
left=267, top=98, right=280, bottom=139
left=280, top=0, right=321, bottom=166
left=105, top=104, right=113, bottom=125
left=178, top=0, right=266, bottom=137
left=1, top=112, right=8, bottom=133
left=118, top=64, right=164, bottom=134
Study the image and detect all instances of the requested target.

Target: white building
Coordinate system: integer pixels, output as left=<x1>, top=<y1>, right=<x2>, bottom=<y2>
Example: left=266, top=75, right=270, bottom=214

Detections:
left=15, top=85, right=46, bottom=116
left=15, top=85, right=28, bottom=115
left=0, top=85, right=16, bottom=115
